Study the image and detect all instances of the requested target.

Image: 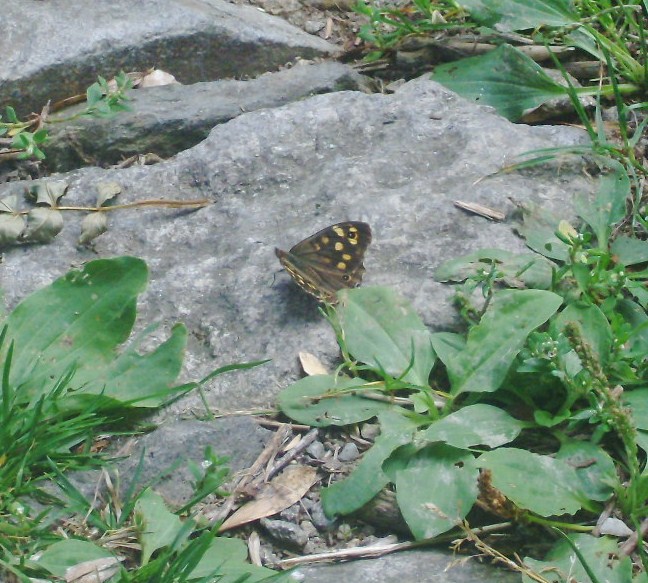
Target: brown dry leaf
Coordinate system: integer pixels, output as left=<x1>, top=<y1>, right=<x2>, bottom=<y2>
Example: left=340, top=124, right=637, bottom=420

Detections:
left=65, top=557, right=121, bottom=583
left=219, top=465, right=318, bottom=532
left=299, top=351, right=329, bottom=376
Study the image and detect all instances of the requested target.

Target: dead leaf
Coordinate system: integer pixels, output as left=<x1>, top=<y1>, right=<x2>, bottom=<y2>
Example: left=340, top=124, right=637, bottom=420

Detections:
left=454, top=200, right=505, bottom=222
left=299, top=352, right=329, bottom=376
left=65, top=557, right=121, bottom=583
left=248, top=531, right=262, bottom=566
left=139, top=69, right=179, bottom=88
left=219, top=465, right=318, bottom=532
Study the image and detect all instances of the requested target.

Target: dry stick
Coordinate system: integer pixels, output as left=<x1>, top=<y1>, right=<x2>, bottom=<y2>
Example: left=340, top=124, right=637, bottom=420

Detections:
left=255, top=417, right=312, bottom=432
left=619, top=517, right=648, bottom=556
left=278, top=522, right=514, bottom=569
left=204, top=424, right=291, bottom=525
left=47, top=199, right=210, bottom=212
left=265, top=427, right=319, bottom=482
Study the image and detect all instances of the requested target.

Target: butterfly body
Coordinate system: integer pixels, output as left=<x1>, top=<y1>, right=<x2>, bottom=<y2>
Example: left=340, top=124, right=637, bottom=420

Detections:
left=275, top=221, right=372, bottom=303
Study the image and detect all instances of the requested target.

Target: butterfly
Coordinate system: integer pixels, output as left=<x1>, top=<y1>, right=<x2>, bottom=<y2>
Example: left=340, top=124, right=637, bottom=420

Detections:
left=275, top=222, right=372, bottom=303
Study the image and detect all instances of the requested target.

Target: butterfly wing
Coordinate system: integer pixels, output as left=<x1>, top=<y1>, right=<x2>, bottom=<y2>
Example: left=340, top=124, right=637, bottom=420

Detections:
left=275, top=221, right=372, bottom=302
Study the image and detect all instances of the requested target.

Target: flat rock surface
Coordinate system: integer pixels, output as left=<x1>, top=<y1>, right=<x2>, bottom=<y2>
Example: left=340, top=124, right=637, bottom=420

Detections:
left=44, top=62, right=369, bottom=171
left=297, top=549, right=521, bottom=582
left=1, top=0, right=337, bottom=116
left=1, top=77, right=593, bottom=413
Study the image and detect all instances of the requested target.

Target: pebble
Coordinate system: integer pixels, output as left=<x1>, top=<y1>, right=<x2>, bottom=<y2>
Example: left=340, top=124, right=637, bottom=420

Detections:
left=261, top=518, right=309, bottom=548
left=338, top=442, right=360, bottom=461
left=300, top=520, right=319, bottom=538
left=304, top=19, right=325, bottom=33
left=280, top=503, right=301, bottom=522
left=306, top=440, right=326, bottom=459
left=310, top=500, right=337, bottom=531
left=360, top=423, right=380, bottom=440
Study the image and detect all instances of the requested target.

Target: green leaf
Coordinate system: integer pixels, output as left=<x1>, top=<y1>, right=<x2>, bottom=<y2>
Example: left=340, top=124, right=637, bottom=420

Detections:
left=416, top=404, right=526, bottom=449
left=477, top=448, right=583, bottom=516
left=554, top=303, right=612, bottom=367
left=135, top=488, right=184, bottom=565
left=611, top=235, right=648, bottom=266
left=2, top=257, right=186, bottom=409
left=78, top=212, right=108, bottom=246
left=96, top=181, right=122, bottom=207
left=575, top=161, right=629, bottom=250
left=321, top=411, right=416, bottom=516
left=33, top=539, right=115, bottom=578
left=616, top=299, right=648, bottom=356
left=277, top=374, right=393, bottom=427
left=430, top=332, right=466, bottom=367
left=447, top=289, right=562, bottom=394
left=624, top=281, right=648, bottom=310
left=436, top=249, right=554, bottom=289
left=26, top=181, right=68, bottom=206
left=556, top=439, right=616, bottom=503
left=5, top=105, right=18, bottom=123
left=394, top=444, right=478, bottom=539
left=86, top=82, right=104, bottom=107
left=624, top=388, right=648, bottom=431
left=337, top=287, right=435, bottom=386
left=21, top=208, right=63, bottom=243
left=523, top=534, right=634, bottom=583
left=431, top=44, right=568, bottom=121
left=189, top=537, right=281, bottom=582
left=0, top=195, right=19, bottom=213
left=458, top=0, right=577, bottom=30
left=516, top=204, right=570, bottom=261
left=0, top=214, right=25, bottom=245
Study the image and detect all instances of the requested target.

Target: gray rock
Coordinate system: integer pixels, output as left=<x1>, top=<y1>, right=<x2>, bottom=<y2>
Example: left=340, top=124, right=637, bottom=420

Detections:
left=280, top=503, right=302, bottom=522
left=338, top=442, right=360, bottom=462
left=296, top=549, right=521, bottom=582
left=306, top=440, right=326, bottom=459
left=300, top=520, right=319, bottom=538
left=43, top=62, right=369, bottom=172
left=310, top=500, right=337, bottom=531
left=261, top=518, right=309, bottom=548
left=117, top=417, right=271, bottom=506
left=0, top=70, right=596, bottom=583
left=360, top=423, right=381, bottom=441
left=0, top=77, right=593, bottom=413
left=1, top=0, right=337, bottom=117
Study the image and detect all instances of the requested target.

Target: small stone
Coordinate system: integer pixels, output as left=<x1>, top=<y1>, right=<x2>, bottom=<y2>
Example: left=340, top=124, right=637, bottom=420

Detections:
left=338, top=442, right=360, bottom=462
left=306, top=440, right=326, bottom=459
left=304, top=20, right=325, bottom=34
left=280, top=503, right=301, bottom=522
left=310, top=501, right=337, bottom=531
left=360, top=423, right=380, bottom=440
left=300, top=519, right=318, bottom=538
left=361, top=534, right=399, bottom=547
left=599, top=517, right=633, bottom=537
left=261, top=518, right=308, bottom=548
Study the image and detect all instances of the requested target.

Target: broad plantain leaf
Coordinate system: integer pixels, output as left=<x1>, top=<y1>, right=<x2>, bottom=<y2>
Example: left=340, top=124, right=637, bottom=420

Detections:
left=447, top=289, right=562, bottom=394
left=431, top=44, right=568, bottom=121
left=416, top=404, right=526, bottom=449
left=278, top=374, right=393, bottom=427
left=337, top=287, right=435, bottom=386
left=477, top=448, right=583, bottom=516
left=394, top=444, right=478, bottom=539
left=321, top=411, right=416, bottom=516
